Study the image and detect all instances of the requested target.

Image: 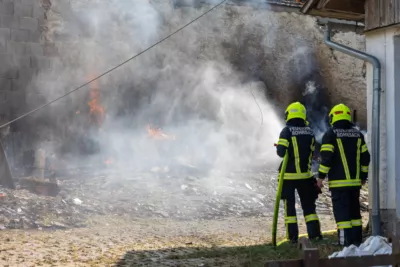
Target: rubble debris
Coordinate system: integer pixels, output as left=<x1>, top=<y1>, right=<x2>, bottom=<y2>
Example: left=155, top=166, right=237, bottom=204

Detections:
left=19, top=177, right=60, bottom=197
left=73, top=198, right=83, bottom=205
left=0, top=166, right=369, bottom=230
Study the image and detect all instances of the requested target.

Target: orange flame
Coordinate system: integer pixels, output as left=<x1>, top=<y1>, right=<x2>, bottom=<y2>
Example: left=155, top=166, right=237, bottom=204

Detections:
left=147, top=124, right=175, bottom=141
left=87, top=74, right=104, bottom=126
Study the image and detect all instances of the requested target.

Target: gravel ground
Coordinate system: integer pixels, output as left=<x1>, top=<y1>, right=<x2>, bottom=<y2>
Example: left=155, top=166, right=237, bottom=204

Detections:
left=0, top=213, right=369, bottom=267
left=0, top=166, right=370, bottom=266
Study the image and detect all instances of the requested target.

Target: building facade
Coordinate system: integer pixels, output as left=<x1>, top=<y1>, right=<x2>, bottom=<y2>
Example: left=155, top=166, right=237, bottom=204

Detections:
left=301, top=0, right=400, bottom=237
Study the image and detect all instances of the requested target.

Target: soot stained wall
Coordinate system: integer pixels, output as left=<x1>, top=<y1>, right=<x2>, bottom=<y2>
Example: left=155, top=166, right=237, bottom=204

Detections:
left=0, top=1, right=368, bottom=136
left=0, top=0, right=58, bottom=132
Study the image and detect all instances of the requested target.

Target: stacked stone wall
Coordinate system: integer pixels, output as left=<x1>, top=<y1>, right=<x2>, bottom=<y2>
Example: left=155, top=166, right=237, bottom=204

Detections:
left=0, top=0, right=57, bottom=129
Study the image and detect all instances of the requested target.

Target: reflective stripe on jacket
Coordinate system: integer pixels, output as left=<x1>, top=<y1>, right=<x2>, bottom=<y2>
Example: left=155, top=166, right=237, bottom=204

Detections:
left=276, top=119, right=315, bottom=180
left=318, top=121, right=370, bottom=189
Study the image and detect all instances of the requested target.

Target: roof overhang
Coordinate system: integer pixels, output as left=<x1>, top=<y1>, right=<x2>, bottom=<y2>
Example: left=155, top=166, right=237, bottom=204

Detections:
left=300, top=0, right=365, bottom=22
left=173, top=0, right=304, bottom=9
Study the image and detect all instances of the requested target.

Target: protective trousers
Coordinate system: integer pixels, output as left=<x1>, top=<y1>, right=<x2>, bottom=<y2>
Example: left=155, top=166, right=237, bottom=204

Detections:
left=331, top=189, right=362, bottom=246
left=281, top=179, right=321, bottom=243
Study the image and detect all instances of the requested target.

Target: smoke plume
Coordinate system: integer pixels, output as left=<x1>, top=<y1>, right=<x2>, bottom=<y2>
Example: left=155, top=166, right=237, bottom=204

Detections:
left=3, top=0, right=344, bottom=219
left=22, top=0, right=289, bottom=175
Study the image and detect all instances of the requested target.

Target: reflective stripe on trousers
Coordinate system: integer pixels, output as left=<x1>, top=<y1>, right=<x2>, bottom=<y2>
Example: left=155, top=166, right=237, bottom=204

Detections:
left=305, top=214, right=319, bottom=223
left=284, top=200, right=297, bottom=224
left=337, top=221, right=352, bottom=229
left=351, top=219, right=362, bottom=227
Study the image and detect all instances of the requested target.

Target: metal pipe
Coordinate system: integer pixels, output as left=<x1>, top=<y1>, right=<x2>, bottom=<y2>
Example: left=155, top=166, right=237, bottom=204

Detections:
left=324, top=23, right=382, bottom=235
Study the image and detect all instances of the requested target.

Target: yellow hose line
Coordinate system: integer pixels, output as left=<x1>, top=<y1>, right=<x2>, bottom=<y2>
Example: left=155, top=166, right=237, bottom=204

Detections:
left=276, top=230, right=338, bottom=246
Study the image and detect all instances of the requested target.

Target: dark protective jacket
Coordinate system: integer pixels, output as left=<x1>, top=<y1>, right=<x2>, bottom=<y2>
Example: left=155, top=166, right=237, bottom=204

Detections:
left=318, top=121, right=370, bottom=189
left=277, top=118, right=315, bottom=180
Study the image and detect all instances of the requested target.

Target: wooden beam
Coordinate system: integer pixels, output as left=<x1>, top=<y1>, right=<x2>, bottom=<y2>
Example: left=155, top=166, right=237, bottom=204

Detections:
left=365, top=0, right=381, bottom=30
left=324, top=0, right=365, bottom=14
left=385, top=0, right=395, bottom=25
left=306, top=9, right=365, bottom=21
left=300, top=0, right=321, bottom=13
left=380, top=0, right=387, bottom=26
left=394, top=0, right=400, bottom=25
left=303, top=248, right=320, bottom=267
left=264, top=259, right=302, bottom=267
left=316, top=0, right=328, bottom=9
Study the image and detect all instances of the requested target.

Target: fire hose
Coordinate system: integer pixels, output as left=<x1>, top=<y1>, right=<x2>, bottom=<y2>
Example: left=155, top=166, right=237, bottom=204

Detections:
left=272, top=144, right=338, bottom=247
left=272, top=147, right=288, bottom=247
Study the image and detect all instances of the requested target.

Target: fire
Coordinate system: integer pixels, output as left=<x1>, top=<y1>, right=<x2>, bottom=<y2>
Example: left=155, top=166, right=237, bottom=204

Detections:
left=147, top=124, right=175, bottom=141
left=87, top=74, right=105, bottom=126
left=105, top=159, right=112, bottom=165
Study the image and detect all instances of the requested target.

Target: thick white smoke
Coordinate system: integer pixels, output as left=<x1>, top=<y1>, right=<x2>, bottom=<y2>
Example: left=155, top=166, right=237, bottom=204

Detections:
left=30, top=0, right=284, bottom=178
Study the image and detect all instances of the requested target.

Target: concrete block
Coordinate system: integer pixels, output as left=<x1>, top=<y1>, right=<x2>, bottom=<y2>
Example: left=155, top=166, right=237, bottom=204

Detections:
left=43, top=44, right=58, bottom=57
left=0, top=66, right=18, bottom=79
left=7, top=91, right=25, bottom=110
left=0, top=53, right=13, bottom=66
left=18, top=67, right=37, bottom=80
left=20, top=17, right=38, bottom=31
left=13, top=55, right=31, bottom=68
left=30, top=56, right=52, bottom=69
left=25, top=42, right=43, bottom=56
left=25, top=92, right=45, bottom=106
left=32, top=6, right=45, bottom=20
left=0, top=2, right=14, bottom=16
left=14, top=3, right=32, bottom=18
left=0, top=91, right=7, bottom=104
left=0, top=15, right=19, bottom=29
left=0, top=28, right=11, bottom=40
left=17, top=0, right=35, bottom=6
left=0, top=39, right=5, bottom=54
left=0, top=78, right=12, bottom=91
left=30, top=31, right=41, bottom=43
left=10, top=29, right=30, bottom=42
left=11, top=78, right=30, bottom=91
left=6, top=41, right=25, bottom=55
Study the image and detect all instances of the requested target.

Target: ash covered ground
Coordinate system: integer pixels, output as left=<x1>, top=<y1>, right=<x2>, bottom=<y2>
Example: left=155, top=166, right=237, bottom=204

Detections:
left=0, top=163, right=368, bottom=230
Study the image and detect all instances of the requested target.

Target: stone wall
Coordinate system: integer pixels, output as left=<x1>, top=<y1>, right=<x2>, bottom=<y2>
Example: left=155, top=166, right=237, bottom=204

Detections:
left=0, top=0, right=57, bottom=131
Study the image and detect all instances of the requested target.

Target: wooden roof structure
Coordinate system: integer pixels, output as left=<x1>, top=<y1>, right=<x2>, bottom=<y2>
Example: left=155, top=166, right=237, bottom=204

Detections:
left=300, top=0, right=400, bottom=31
left=174, top=0, right=305, bottom=10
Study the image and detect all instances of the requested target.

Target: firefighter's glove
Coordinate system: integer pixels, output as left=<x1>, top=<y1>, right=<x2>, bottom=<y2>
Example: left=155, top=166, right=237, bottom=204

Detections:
left=313, top=178, right=322, bottom=195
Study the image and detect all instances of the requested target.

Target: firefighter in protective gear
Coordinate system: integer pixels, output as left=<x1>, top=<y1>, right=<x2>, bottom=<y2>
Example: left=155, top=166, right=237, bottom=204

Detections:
left=317, top=103, right=370, bottom=247
left=276, top=102, right=322, bottom=244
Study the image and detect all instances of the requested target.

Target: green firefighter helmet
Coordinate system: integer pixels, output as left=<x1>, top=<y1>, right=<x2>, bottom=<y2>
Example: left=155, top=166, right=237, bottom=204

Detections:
left=285, top=102, right=307, bottom=122
left=329, top=103, right=352, bottom=125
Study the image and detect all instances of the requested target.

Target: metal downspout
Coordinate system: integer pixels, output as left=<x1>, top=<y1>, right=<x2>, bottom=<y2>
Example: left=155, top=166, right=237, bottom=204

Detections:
left=324, top=24, right=382, bottom=236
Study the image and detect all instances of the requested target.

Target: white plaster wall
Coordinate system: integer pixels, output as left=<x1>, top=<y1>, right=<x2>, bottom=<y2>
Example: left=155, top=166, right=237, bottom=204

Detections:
left=365, top=26, right=400, bottom=210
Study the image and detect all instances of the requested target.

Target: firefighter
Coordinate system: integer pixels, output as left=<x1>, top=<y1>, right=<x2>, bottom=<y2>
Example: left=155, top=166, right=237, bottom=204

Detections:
left=276, top=102, right=322, bottom=244
left=317, top=103, right=370, bottom=246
